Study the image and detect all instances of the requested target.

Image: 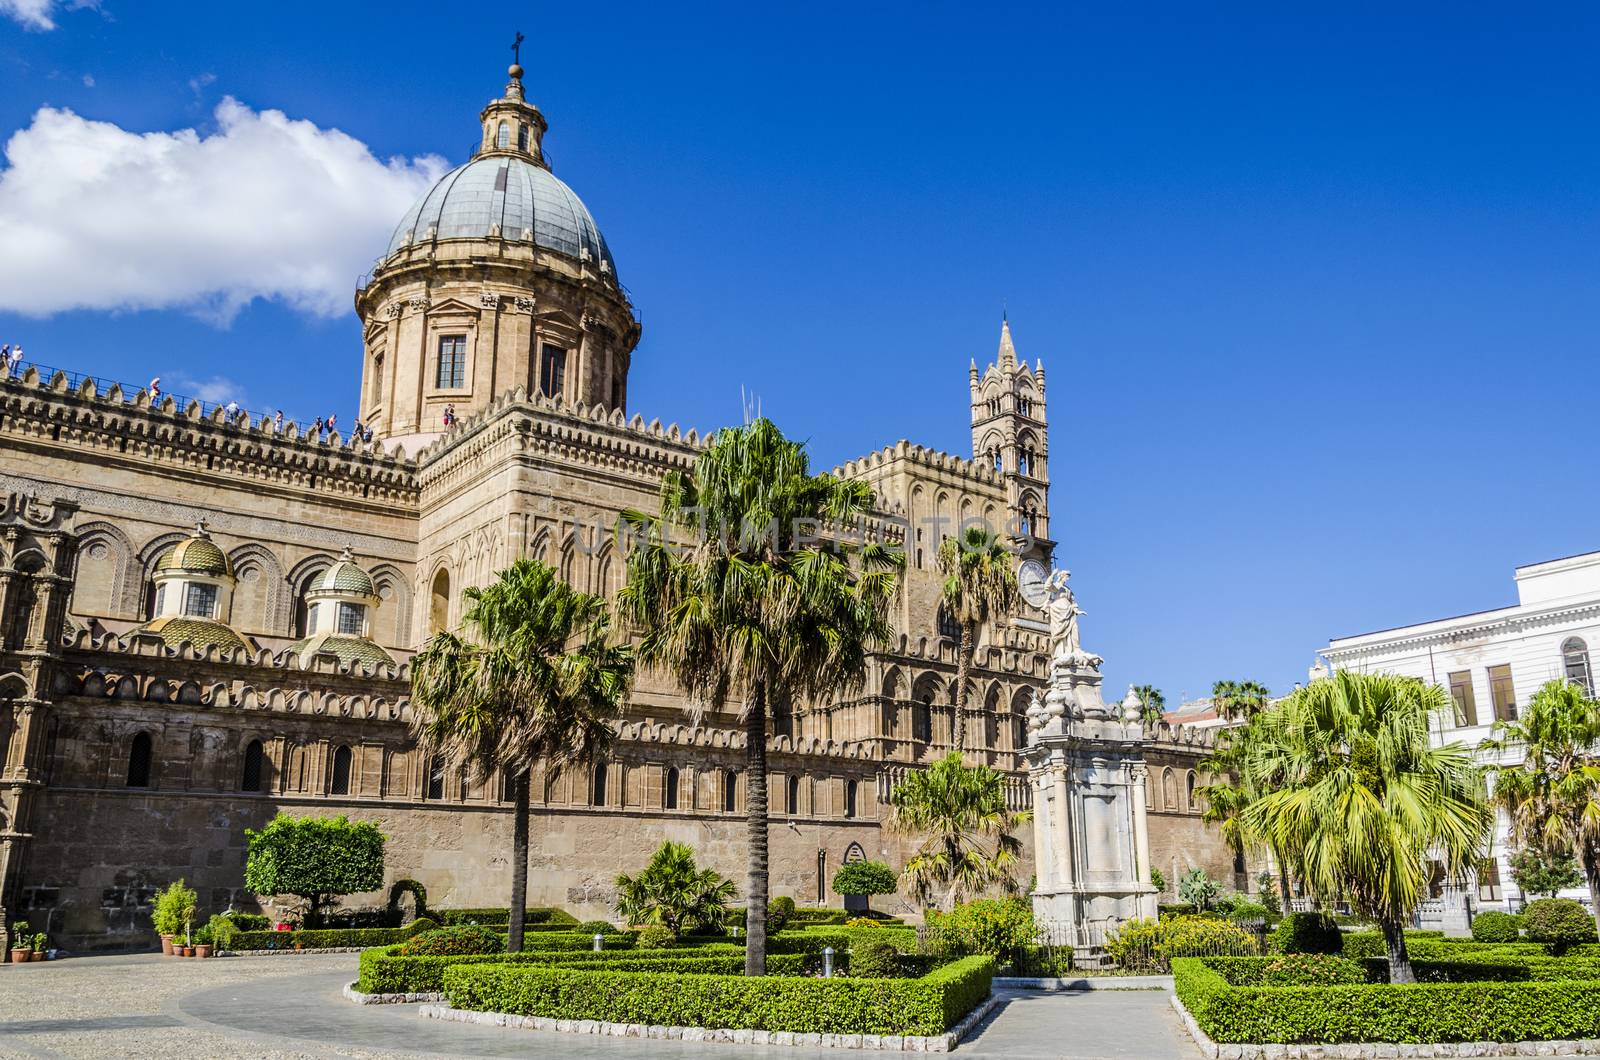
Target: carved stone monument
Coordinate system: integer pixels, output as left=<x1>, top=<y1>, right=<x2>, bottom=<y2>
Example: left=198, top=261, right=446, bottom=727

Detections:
left=1023, top=567, right=1158, bottom=957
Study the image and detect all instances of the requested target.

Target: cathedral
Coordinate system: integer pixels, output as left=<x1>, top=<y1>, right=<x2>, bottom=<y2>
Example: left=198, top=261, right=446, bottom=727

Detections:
left=0, top=63, right=1232, bottom=951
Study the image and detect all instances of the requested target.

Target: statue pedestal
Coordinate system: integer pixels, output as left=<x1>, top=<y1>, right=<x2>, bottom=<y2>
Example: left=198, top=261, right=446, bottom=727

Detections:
left=1026, top=655, right=1159, bottom=958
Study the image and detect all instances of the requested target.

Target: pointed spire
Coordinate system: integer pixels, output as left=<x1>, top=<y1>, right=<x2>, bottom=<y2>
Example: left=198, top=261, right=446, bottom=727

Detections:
left=997, top=319, right=1017, bottom=366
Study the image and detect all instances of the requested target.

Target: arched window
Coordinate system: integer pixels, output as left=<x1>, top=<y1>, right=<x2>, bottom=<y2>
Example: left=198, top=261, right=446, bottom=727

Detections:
left=1019, top=396, right=1033, bottom=417
left=241, top=739, right=266, bottom=793
left=723, top=769, right=737, bottom=812
left=517, top=124, right=529, bottom=151
left=1564, top=638, right=1594, bottom=695
left=665, top=766, right=680, bottom=810
left=426, top=755, right=446, bottom=800
left=1018, top=449, right=1030, bottom=477
left=786, top=774, right=800, bottom=815
left=1161, top=768, right=1176, bottom=810
left=990, top=447, right=1002, bottom=473
left=429, top=569, right=450, bottom=634
left=1186, top=771, right=1198, bottom=813
left=592, top=762, right=608, bottom=807
left=844, top=779, right=859, bottom=819
left=496, top=121, right=510, bottom=148
left=936, top=605, right=961, bottom=641
left=126, top=732, right=152, bottom=788
left=914, top=697, right=933, bottom=743
left=330, top=745, right=352, bottom=795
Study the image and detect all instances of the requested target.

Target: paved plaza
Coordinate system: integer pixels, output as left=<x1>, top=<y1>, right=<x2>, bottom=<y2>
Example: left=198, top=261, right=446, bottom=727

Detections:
left=0, top=953, right=1200, bottom=1059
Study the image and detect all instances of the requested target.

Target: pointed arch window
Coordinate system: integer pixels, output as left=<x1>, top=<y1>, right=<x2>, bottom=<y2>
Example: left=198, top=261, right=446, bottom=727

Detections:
left=723, top=769, right=737, bottom=812
left=913, top=697, right=933, bottom=744
left=426, top=755, right=446, bottom=800
left=1186, top=771, right=1198, bottom=813
left=936, top=605, right=961, bottom=641
left=126, top=732, right=152, bottom=788
left=1565, top=638, right=1593, bottom=695
left=591, top=762, right=608, bottom=807
left=665, top=766, right=680, bottom=810
left=429, top=569, right=451, bottom=634
left=786, top=774, right=801, bottom=816
left=330, top=745, right=353, bottom=795
left=241, top=739, right=266, bottom=793
left=844, top=779, right=859, bottom=819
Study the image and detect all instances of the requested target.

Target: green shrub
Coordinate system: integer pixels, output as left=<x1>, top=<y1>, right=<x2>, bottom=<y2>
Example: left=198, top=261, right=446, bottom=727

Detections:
left=1471, top=910, right=1523, bottom=944
left=399, top=925, right=505, bottom=957
left=845, top=917, right=881, bottom=928
left=1255, top=954, right=1365, bottom=987
left=1221, top=897, right=1271, bottom=924
left=637, top=925, right=676, bottom=949
left=1105, top=915, right=1259, bottom=972
left=1174, top=955, right=1600, bottom=1044
left=355, top=942, right=794, bottom=995
left=204, top=914, right=238, bottom=951
left=1011, top=944, right=1073, bottom=977
left=440, top=955, right=995, bottom=1036
left=848, top=939, right=902, bottom=978
left=1523, top=898, right=1597, bottom=952
left=1158, top=902, right=1196, bottom=917
left=386, top=878, right=429, bottom=920
left=222, top=912, right=271, bottom=931
left=243, top=814, right=386, bottom=928
left=767, top=896, right=796, bottom=934
left=615, top=841, right=734, bottom=935
left=152, top=880, right=198, bottom=940
left=433, top=908, right=576, bottom=927
left=1178, top=869, right=1221, bottom=911
left=1270, top=911, right=1342, bottom=955
left=232, top=917, right=437, bottom=951
left=924, top=898, right=1037, bottom=962
left=831, top=861, right=899, bottom=902
left=577, top=920, right=617, bottom=935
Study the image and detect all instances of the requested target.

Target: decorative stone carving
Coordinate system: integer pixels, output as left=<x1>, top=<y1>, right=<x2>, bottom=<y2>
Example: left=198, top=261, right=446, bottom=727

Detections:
left=514, top=296, right=536, bottom=313
left=383, top=303, right=403, bottom=320
left=479, top=292, right=499, bottom=309
left=406, top=296, right=430, bottom=312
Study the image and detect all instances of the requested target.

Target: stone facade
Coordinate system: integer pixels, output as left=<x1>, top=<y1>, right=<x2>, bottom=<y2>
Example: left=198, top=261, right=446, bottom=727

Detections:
left=0, top=65, right=1234, bottom=953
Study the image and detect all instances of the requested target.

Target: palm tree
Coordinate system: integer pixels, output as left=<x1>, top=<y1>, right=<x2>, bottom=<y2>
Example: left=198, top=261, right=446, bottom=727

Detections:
left=410, top=559, right=633, bottom=953
left=619, top=418, right=901, bottom=974
left=1132, top=684, right=1166, bottom=727
left=1243, top=670, right=1490, bottom=983
left=887, top=751, right=1030, bottom=911
left=936, top=526, right=1018, bottom=755
left=615, top=840, right=737, bottom=935
left=1198, top=714, right=1293, bottom=907
left=1212, top=679, right=1271, bottom=721
left=1483, top=679, right=1600, bottom=938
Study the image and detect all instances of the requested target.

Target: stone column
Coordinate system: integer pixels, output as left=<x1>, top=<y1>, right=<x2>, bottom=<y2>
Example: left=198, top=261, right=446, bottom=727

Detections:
left=1031, top=772, right=1052, bottom=889
left=1130, top=764, right=1157, bottom=917
left=1052, top=762, right=1075, bottom=889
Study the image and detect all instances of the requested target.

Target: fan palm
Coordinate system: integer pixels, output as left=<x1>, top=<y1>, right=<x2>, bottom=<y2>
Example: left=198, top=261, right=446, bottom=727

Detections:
left=1198, top=713, right=1293, bottom=907
left=1483, top=679, right=1600, bottom=938
left=615, top=840, right=737, bottom=935
left=936, top=526, right=1019, bottom=755
left=409, top=559, right=633, bottom=953
left=1132, top=684, right=1166, bottom=727
left=619, top=418, right=901, bottom=974
left=1213, top=679, right=1272, bottom=721
left=887, top=751, right=1030, bottom=911
left=1242, top=670, right=1490, bottom=983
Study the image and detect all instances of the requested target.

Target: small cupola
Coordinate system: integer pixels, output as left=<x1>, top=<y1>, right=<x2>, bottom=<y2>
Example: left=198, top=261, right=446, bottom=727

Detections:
left=287, top=547, right=395, bottom=669
left=479, top=54, right=549, bottom=168
left=135, top=522, right=252, bottom=654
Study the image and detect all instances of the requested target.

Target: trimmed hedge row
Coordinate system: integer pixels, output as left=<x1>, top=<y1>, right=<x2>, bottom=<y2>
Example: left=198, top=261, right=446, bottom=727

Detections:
left=357, top=943, right=793, bottom=995
left=440, top=955, right=995, bottom=1036
left=1175, top=956, right=1600, bottom=1044
left=786, top=927, right=920, bottom=953
left=433, top=908, right=579, bottom=927
left=233, top=918, right=435, bottom=951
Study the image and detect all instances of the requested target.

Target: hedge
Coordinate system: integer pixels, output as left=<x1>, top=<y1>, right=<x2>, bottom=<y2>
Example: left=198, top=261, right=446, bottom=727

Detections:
left=792, top=926, right=920, bottom=952
left=232, top=918, right=435, bottom=951
left=1175, top=956, right=1600, bottom=1044
left=357, top=943, right=789, bottom=995
left=441, top=955, right=995, bottom=1036
left=433, top=908, right=579, bottom=927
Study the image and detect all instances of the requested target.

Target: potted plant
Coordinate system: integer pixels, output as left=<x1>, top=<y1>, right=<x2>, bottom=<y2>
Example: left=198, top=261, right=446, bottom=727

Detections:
left=9, top=920, right=31, bottom=964
left=152, top=881, right=195, bottom=955
left=204, top=914, right=237, bottom=957
left=193, top=924, right=213, bottom=959
left=31, top=933, right=46, bottom=961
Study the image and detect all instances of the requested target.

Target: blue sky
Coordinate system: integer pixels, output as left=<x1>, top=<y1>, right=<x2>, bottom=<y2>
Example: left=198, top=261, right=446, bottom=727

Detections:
left=1, top=1, right=1596, bottom=705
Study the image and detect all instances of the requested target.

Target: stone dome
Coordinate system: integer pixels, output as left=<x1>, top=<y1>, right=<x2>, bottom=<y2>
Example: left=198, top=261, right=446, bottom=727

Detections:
left=154, top=535, right=232, bottom=577
left=307, top=556, right=376, bottom=597
left=385, top=156, right=615, bottom=278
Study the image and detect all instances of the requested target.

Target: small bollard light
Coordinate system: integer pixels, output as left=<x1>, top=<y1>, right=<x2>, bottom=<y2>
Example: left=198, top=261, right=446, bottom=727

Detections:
left=733, top=926, right=742, bottom=939
left=592, top=932, right=603, bottom=952
left=823, top=946, right=834, bottom=978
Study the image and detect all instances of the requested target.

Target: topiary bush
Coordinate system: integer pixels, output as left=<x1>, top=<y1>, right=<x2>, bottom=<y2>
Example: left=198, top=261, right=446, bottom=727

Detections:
left=637, top=925, right=676, bottom=949
left=578, top=920, right=618, bottom=935
left=848, top=939, right=902, bottom=978
left=386, top=878, right=429, bottom=922
left=1523, top=897, right=1597, bottom=953
left=1269, top=911, right=1343, bottom=955
left=767, top=896, right=796, bottom=934
left=1471, top=910, right=1523, bottom=944
left=222, top=911, right=271, bottom=931
left=398, top=925, right=505, bottom=957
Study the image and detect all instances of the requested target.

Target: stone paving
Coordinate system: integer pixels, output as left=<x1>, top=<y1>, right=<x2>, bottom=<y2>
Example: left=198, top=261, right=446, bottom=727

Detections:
left=0, top=951, right=1202, bottom=1059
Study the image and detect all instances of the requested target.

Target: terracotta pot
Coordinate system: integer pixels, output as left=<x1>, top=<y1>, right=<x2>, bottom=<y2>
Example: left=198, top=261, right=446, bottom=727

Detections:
left=31, top=951, right=43, bottom=962
left=177, top=945, right=192, bottom=957
left=160, top=935, right=174, bottom=956
left=10, top=948, right=30, bottom=964
left=194, top=944, right=212, bottom=959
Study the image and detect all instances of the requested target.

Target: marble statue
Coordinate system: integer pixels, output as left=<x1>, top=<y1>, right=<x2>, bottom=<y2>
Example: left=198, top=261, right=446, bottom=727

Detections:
left=1044, top=567, right=1100, bottom=668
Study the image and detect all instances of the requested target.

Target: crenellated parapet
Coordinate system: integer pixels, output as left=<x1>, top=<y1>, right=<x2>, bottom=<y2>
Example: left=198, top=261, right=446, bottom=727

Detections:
left=833, top=438, right=1004, bottom=497
left=1144, top=719, right=1222, bottom=752
left=0, top=364, right=420, bottom=506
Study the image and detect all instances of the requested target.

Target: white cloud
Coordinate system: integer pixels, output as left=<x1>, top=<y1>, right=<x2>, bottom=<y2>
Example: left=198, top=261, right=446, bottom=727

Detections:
left=0, top=97, right=448, bottom=322
left=1, top=0, right=94, bottom=30
left=188, top=72, right=215, bottom=96
left=170, top=374, right=244, bottom=405
left=81, top=73, right=93, bottom=87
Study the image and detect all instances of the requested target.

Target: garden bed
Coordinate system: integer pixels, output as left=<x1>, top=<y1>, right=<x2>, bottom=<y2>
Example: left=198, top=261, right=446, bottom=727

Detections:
left=356, top=943, right=798, bottom=996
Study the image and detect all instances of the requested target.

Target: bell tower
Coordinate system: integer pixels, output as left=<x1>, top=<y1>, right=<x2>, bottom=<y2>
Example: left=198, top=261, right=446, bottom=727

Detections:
left=969, top=318, right=1050, bottom=551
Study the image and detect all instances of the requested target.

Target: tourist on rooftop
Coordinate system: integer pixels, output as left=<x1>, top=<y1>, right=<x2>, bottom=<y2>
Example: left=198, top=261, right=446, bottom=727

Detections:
left=442, top=403, right=456, bottom=428
left=148, top=377, right=161, bottom=400
left=272, top=410, right=284, bottom=433
left=224, top=400, right=240, bottom=418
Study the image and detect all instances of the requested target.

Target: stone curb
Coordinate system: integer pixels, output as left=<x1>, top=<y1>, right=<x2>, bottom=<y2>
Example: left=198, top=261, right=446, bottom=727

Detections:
left=226, top=946, right=372, bottom=956
left=416, top=993, right=1003, bottom=1052
left=996, top=974, right=1173, bottom=992
left=1169, top=993, right=1600, bottom=1058
left=343, top=981, right=445, bottom=1005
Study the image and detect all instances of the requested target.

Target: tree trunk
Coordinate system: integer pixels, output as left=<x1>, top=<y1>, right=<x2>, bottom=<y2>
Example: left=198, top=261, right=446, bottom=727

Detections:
left=1582, top=842, right=1600, bottom=944
left=954, top=622, right=974, bottom=756
left=1380, top=914, right=1414, bottom=984
left=1275, top=849, right=1292, bottom=910
left=507, top=771, right=530, bottom=954
left=744, top=682, right=769, bottom=976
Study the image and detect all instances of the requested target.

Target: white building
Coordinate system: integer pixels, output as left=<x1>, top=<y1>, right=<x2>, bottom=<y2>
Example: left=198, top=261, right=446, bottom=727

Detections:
left=1320, top=548, right=1600, bottom=912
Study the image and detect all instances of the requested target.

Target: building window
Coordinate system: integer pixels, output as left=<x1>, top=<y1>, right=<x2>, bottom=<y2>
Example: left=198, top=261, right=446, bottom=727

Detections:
left=336, top=602, right=366, bottom=636
left=1186, top=771, right=1198, bottom=813
left=539, top=345, right=567, bottom=399
left=936, top=606, right=961, bottom=641
left=1565, top=638, right=1594, bottom=695
left=429, top=569, right=451, bottom=634
left=610, top=379, right=623, bottom=410
left=1447, top=671, right=1477, bottom=727
left=1162, top=768, right=1177, bottom=809
left=372, top=354, right=384, bottom=404
left=496, top=121, right=509, bottom=149
left=844, top=779, right=859, bottom=819
left=1488, top=664, right=1517, bottom=723
left=183, top=583, right=218, bottom=619
left=152, top=584, right=166, bottom=618
left=126, top=732, right=152, bottom=788
left=436, top=335, right=467, bottom=389
left=1019, top=397, right=1033, bottom=417
left=665, top=766, right=679, bottom=810
left=517, top=124, right=529, bottom=151
left=787, top=774, right=800, bottom=815
left=990, top=447, right=1002, bottom=473
left=1018, top=449, right=1030, bottom=476
left=330, top=745, right=352, bottom=795
left=723, top=769, right=737, bottom=812
left=592, top=762, right=608, bottom=807
left=426, top=755, right=446, bottom=800
left=241, top=739, right=266, bottom=793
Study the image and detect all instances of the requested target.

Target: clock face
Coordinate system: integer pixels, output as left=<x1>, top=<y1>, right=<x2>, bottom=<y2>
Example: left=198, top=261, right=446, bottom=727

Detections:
left=1018, top=559, right=1048, bottom=608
